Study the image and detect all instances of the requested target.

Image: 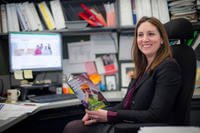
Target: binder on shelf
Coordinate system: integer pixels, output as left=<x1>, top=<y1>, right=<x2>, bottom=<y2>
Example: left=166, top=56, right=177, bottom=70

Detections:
left=131, top=0, right=137, bottom=25
left=37, top=1, right=55, bottom=30
left=157, top=0, right=170, bottom=23
left=118, top=0, right=133, bottom=26
left=50, top=0, right=66, bottom=30
left=29, top=2, right=43, bottom=31
left=19, top=2, right=30, bottom=31
left=1, top=4, right=8, bottom=33
left=6, top=4, right=13, bottom=31
left=22, top=2, right=38, bottom=31
left=135, top=0, right=152, bottom=22
left=104, top=2, right=116, bottom=27
left=16, top=3, right=30, bottom=31
left=6, top=3, right=20, bottom=32
left=151, top=0, right=159, bottom=20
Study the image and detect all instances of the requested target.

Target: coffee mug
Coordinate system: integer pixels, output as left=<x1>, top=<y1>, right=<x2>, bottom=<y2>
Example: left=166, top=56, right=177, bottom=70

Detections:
left=7, top=89, right=21, bottom=103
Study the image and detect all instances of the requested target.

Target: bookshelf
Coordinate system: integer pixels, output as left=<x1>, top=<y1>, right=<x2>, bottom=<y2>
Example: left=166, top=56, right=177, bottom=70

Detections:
left=0, top=0, right=199, bottom=89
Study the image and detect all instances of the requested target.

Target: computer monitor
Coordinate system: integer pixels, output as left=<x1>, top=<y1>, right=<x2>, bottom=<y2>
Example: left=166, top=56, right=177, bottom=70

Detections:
left=9, top=32, right=63, bottom=72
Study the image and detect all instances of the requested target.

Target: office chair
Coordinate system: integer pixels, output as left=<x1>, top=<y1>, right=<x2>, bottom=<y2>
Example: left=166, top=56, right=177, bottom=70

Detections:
left=114, top=18, right=197, bottom=133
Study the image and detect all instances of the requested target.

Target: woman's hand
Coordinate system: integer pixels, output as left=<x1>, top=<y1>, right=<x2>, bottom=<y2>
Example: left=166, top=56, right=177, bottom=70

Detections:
left=81, top=109, right=108, bottom=125
left=86, top=109, right=108, bottom=123
left=82, top=113, right=97, bottom=125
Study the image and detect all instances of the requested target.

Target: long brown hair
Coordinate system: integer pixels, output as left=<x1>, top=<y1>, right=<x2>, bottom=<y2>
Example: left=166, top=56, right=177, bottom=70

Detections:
left=132, top=16, right=172, bottom=78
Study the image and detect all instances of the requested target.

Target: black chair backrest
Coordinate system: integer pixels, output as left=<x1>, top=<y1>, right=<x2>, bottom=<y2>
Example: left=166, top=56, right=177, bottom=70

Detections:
left=164, top=18, right=196, bottom=125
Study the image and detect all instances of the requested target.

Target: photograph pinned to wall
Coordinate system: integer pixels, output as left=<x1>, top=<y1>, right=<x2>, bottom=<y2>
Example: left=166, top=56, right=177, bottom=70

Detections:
left=95, top=54, right=118, bottom=75
left=105, top=75, right=117, bottom=91
left=120, top=62, right=135, bottom=88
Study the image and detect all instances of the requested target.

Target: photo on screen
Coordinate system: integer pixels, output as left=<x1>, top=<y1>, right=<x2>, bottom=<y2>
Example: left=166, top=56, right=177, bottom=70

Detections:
left=9, top=32, right=63, bottom=72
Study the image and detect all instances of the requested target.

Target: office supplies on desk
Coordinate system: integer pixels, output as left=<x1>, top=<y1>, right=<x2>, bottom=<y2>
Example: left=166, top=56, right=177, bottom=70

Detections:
left=28, top=94, right=77, bottom=103
left=6, top=89, right=21, bottom=103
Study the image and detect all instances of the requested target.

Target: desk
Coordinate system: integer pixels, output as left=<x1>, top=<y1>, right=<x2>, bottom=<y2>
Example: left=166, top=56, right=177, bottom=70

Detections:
left=0, top=91, right=124, bottom=133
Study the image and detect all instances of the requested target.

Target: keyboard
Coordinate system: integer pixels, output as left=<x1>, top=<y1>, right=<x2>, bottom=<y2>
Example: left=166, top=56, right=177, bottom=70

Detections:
left=28, top=94, right=77, bottom=103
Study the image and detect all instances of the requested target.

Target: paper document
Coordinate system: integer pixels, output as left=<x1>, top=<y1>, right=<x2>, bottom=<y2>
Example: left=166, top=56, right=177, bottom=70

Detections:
left=68, top=41, right=95, bottom=63
left=0, top=103, right=38, bottom=120
left=119, top=35, right=134, bottom=60
left=62, top=59, right=86, bottom=76
left=91, top=33, right=118, bottom=54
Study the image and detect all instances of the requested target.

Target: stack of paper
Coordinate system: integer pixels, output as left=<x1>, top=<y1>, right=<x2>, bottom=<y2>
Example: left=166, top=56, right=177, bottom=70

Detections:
left=168, top=0, right=197, bottom=22
left=0, top=103, right=38, bottom=120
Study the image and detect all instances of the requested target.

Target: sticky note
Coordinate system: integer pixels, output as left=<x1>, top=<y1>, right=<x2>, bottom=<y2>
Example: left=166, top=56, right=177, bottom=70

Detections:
left=14, top=70, right=23, bottom=80
left=24, top=70, right=33, bottom=79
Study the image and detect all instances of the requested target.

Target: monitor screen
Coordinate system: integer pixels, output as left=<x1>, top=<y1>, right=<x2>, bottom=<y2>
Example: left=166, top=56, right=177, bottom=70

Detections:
left=9, top=32, right=63, bottom=72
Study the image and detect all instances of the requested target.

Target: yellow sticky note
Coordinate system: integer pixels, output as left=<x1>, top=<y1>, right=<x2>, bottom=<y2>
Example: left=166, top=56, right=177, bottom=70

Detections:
left=14, top=70, right=23, bottom=80
left=24, top=70, right=33, bottom=79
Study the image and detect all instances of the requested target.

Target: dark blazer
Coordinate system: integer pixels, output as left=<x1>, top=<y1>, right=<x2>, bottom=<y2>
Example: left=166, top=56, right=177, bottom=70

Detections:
left=109, top=58, right=181, bottom=123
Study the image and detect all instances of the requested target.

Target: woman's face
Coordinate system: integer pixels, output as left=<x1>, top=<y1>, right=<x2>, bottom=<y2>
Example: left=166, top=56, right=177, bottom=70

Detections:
left=137, top=21, right=163, bottom=59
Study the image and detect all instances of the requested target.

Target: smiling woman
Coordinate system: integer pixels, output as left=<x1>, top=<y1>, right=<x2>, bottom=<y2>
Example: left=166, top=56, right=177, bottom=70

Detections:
left=133, top=16, right=172, bottom=78
left=63, top=16, right=181, bottom=133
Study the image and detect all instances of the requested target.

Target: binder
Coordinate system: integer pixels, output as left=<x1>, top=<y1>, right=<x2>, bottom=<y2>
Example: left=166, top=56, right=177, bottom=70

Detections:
left=151, top=0, right=159, bottom=20
left=22, top=2, right=38, bottom=31
left=118, top=0, right=133, bottom=26
left=1, top=4, right=8, bottom=33
left=50, top=0, right=66, bottom=30
left=104, top=2, right=116, bottom=27
left=6, top=4, right=14, bottom=31
left=6, top=3, right=20, bottom=32
left=158, top=0, right=170, bottom=23
left=29, top=2, right=43, bottom=31
left=38, top=1, right=55, bottom=30
left=135, top=0, right=152, bottom=21
left=16, top=3, right=30, bottom=31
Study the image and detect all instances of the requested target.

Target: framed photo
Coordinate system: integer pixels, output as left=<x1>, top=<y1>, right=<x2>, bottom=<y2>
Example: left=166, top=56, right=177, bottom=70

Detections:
left=120, top=62, right=135, bottom=87
left=105, top=75, right=117, bottom=91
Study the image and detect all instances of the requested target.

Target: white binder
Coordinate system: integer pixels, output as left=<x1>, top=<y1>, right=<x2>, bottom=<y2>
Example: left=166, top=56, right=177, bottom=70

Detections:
left=50, top=0, right=66, bottom=30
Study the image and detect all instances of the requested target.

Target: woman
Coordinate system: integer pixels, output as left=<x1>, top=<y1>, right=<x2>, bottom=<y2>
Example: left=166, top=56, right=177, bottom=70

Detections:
left=63, top=16, right=181, bottom=133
